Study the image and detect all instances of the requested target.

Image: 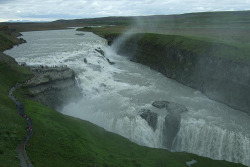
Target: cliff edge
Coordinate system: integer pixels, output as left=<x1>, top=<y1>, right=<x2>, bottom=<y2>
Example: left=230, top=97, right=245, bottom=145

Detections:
left=110, top=33, right=250, bottom=115
left=26, top=65, right=82, bottom=110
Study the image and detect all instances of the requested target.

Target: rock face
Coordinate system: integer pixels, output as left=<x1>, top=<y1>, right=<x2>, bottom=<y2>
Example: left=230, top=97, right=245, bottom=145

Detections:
left=139, top=109, right=158, bottom=131
left=27, top=66, right=81, bottom=110
left=110, top=33, right=250, bottom=115
left=163, top=113, right=181, bottom=150
left=152, top=101, right=188, bottom=150
left=165, top=102, right=188, bottom=114
left=152, top=101, right=168, bottom=109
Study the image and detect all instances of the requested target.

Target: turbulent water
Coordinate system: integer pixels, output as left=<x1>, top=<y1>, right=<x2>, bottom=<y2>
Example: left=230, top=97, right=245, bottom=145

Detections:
left=5, top=29, right=250, bottom=166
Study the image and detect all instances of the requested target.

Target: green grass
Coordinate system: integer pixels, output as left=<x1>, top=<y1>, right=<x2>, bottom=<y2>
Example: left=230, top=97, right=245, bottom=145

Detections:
left=0, top=53, right=33, bottom=167
left=78, top=25, right=250, bottom=63
left=138, top=33, right=250, bottom=62
left=77, top=26, right=127, bottom=38
left=0, top=32, right=16, bottom=52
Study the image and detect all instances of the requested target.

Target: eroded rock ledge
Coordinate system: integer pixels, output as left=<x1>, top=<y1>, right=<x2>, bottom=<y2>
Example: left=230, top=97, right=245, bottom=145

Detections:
left=140, top=100, right=188, bottom=150
left=27, top=66, right=82, bottom=110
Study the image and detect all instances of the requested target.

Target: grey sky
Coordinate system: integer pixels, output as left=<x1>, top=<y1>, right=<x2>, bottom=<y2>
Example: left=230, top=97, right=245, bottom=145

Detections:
left=0, top=0, right=250, bottom=22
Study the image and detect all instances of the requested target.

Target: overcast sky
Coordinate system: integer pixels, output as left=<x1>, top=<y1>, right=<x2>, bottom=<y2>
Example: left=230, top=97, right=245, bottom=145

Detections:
left=0, top=0, right=250, bottom=22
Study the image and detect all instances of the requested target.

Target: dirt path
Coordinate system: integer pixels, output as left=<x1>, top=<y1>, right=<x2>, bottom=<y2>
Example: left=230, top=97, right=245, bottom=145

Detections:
left=7, top=65, right=70, bottom=167
left=9, top=83, right=33, bottom=167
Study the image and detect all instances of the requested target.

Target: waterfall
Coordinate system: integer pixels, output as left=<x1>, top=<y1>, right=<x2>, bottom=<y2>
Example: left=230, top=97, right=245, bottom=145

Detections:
left=176, top=118, right=250, bottom=166
left=5, top=29, right=250, bottom=167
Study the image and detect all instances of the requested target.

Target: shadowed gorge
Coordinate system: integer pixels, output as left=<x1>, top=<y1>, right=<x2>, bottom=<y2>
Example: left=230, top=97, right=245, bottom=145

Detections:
left=108, top=33, right=250, bottom=115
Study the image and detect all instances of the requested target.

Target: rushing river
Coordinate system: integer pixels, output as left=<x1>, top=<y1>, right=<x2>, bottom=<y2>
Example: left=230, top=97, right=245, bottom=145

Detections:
left=5, top=29, right=250, bottom=166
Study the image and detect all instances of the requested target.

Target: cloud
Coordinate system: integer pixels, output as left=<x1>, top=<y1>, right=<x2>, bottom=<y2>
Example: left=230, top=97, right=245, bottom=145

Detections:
left=0, top=0, right=250, bottom=22
left=0, top=0, right=16, bottom=4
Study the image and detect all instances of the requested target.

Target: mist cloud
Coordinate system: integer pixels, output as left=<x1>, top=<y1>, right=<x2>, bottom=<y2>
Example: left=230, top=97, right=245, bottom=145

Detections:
left=0, top=0, right=250, bottom=22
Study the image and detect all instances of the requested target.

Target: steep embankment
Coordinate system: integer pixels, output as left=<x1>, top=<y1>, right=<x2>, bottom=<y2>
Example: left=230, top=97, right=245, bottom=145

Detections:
left=106, top=33, right=250, bottom=115
left=0, top=54, right=33, bottom=166
left=0, top=25, right=32, bottom=166
left=0, top=26, right=26, bottom=52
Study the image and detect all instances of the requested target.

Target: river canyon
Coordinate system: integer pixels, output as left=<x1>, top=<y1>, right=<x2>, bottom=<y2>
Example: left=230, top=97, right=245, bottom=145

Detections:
left=5, top=29, right=250, bottom=166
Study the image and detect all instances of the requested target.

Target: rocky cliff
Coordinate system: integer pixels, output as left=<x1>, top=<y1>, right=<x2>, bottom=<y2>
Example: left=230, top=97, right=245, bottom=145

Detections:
left=140, top=101, right=188, bottom=150
left=110, top=33, right=250, bottom=115
left=26, top=66, right=82, bottom=110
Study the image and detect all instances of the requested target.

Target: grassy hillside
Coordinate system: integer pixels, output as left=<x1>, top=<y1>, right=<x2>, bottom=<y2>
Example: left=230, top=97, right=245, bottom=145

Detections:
left=0, top=27, right=18, bottom=52
left=0, top=53, right=33, bottom=166
left=3, top=10, right=250, bottom=46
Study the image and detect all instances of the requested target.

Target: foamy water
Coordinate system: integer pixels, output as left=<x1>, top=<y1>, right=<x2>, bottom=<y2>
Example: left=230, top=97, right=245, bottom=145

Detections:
left=5, top=29, right=250, bottom=166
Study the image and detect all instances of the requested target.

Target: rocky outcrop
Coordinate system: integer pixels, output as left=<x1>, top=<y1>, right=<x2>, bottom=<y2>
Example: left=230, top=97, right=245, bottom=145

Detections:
left=139, top=109, right=158, bottom=131
left=95, top=48, right=104, bottom=56
left=95, top=48, right=115, bottom=65
left=152, top=101, right=167, bottom=109
left=110, top=33, right=250, bottom=115
left=27, top=66, right=81, bottom=110
left=163, top=113, right=181, bottom=150
left=165, top=102, right=188, bottom=114
left=151, top=101, right=188, bottom=150
left=139, top=100, right=188, bottom=150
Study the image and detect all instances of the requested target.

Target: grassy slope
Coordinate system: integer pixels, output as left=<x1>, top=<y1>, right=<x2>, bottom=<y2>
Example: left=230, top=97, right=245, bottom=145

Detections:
left=0, top=53, right=33, bottom=166
left=0, top=26, right=33, bottom=166
left=0, top=33, right=19, bottom=52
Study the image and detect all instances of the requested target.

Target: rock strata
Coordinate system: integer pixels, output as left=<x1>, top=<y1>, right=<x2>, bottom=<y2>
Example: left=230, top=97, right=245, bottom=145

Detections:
left=152, top=101, right=188, bottom=114
left=95, top=48, right=104, bottom=56
left=152, top=101, right=168, bottom=109
left=139, top=109, right=158, bottom=131
left=27, top=66, right=81, bottom=110
left=163, top=113, right=181, bottom=150
left=152, top=100, right=187, bottom=150
left=165, top=102, right=188, bottom=114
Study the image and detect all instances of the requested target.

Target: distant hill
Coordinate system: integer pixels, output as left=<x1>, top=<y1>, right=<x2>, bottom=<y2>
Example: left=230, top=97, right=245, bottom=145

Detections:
left=1, top=10, right=249, bottom=32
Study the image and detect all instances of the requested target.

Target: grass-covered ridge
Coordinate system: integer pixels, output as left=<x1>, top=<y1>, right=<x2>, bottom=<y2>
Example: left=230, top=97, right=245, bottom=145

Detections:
left=78, top=26, right=250, bottom=63
left=0, top=25, right=25, bottom=52
left=136, top=33, right=250, bottom=63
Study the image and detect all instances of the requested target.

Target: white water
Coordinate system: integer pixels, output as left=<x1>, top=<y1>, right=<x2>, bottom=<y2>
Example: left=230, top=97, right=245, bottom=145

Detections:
left=5, top=29, right=250, bottom=166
